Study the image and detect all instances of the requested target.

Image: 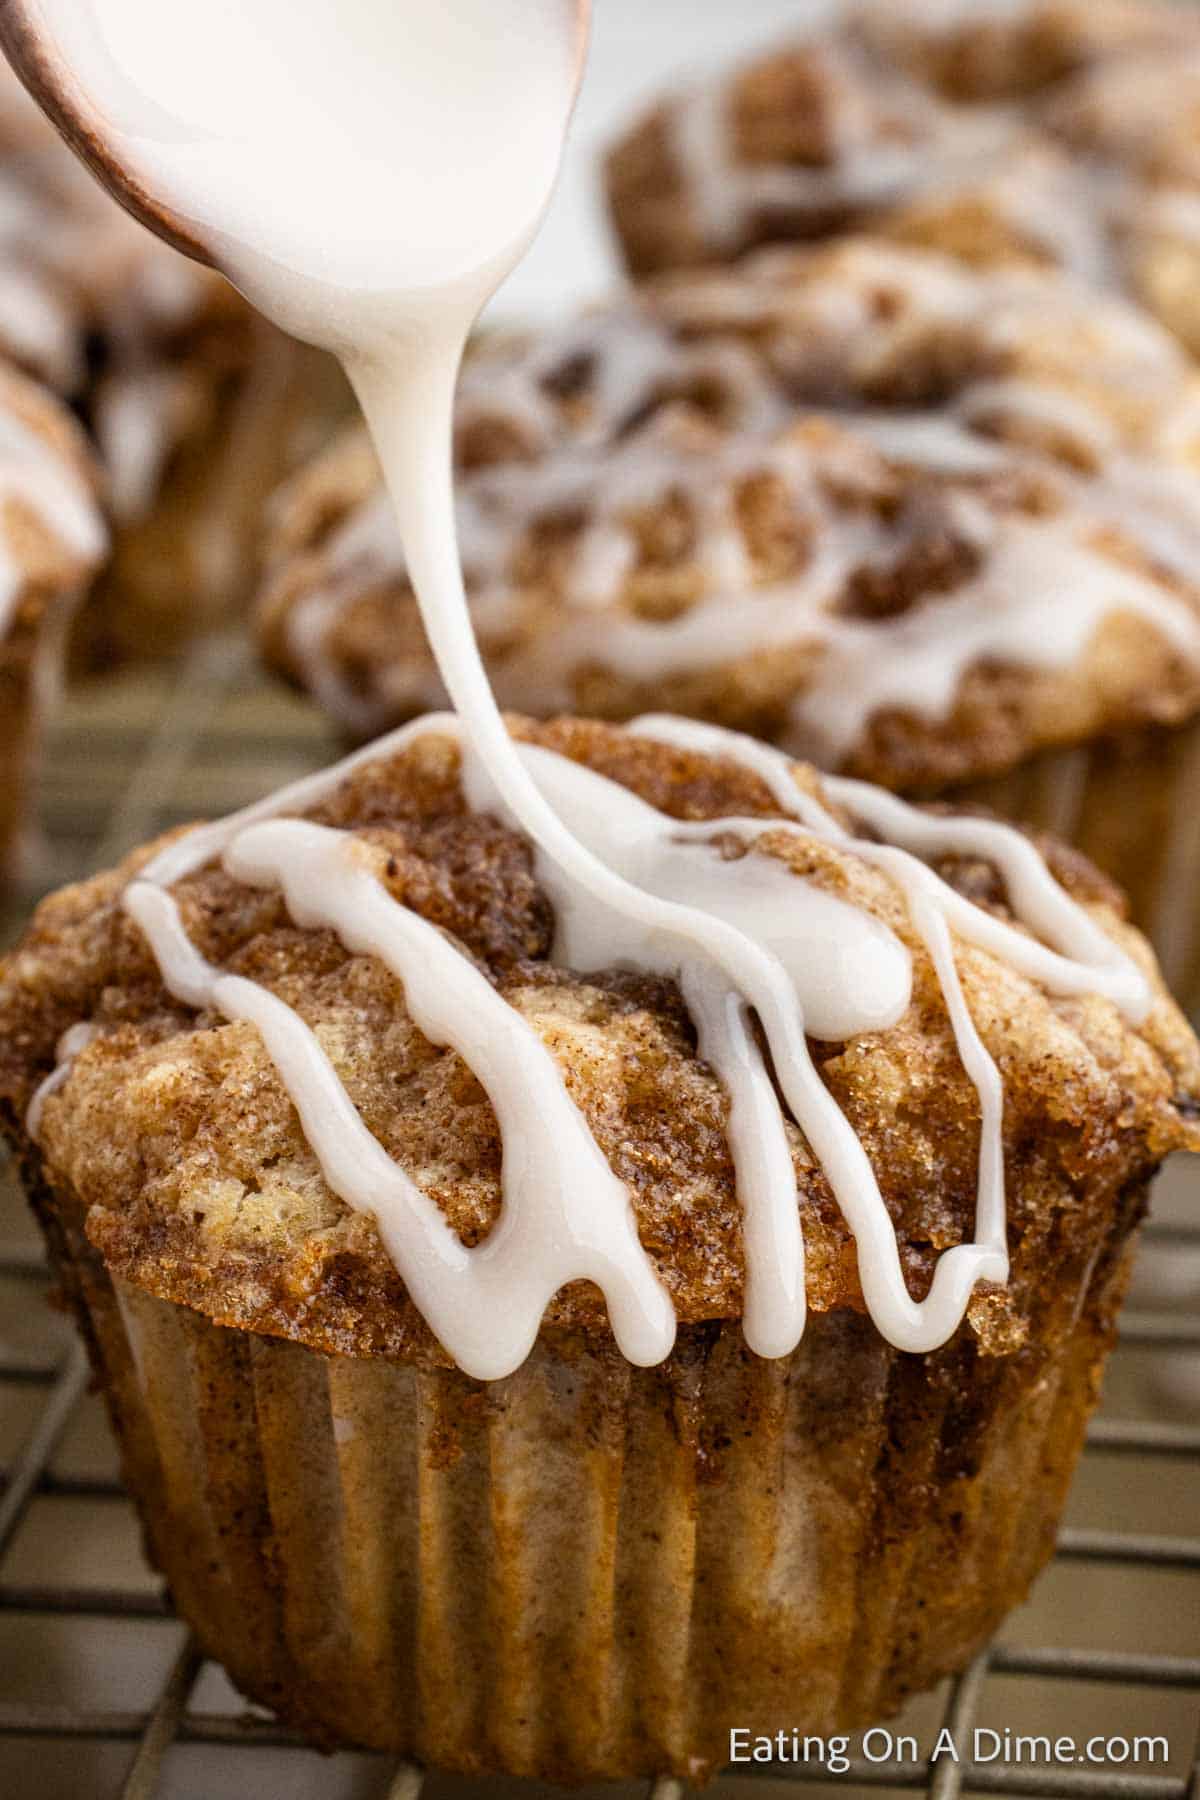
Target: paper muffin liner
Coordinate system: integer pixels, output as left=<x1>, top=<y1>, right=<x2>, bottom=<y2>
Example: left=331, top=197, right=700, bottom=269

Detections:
left=954, top=718, right=1200, bottom=1021
left=39, top=1169, right=1143, bottom=1785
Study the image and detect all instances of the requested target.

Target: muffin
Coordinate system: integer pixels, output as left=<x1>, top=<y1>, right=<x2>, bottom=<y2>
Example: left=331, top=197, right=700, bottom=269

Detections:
left=0, top=55, right=349, bottom=665
left=604, top=0, right=1200, bottom=354
left=1, top=711, right=1197, bottom=1779
left=257, top=304, right=784, bottom=736
left=258, top=242, right=1200, bottom=1004
left=0, top=355, right=106, bottom=885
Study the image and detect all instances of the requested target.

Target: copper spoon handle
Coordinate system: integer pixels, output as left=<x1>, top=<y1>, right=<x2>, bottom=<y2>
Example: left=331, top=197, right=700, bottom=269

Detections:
left=0, top=0, right=216, bottom=264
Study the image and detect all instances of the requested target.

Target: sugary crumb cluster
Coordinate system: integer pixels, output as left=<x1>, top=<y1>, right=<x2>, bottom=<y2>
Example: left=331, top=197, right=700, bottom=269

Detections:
left=2, top=718, right=1196, bottom=1363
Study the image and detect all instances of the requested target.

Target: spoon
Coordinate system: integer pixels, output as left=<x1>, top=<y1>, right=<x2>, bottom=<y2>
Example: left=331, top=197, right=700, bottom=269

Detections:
left=0, top=0, right=211, bottom=261
left=0, top=0, right=592, bottom=277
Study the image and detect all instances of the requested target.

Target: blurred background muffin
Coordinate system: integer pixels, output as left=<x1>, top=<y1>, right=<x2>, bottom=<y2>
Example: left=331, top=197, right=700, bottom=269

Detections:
left=0, top=57, right=350, bottom=670
left=257, top=241, right=1200, bottom=1006
left=605, top=0, right=1200, bottom=356
left=0, top=357, right=105, bottom=887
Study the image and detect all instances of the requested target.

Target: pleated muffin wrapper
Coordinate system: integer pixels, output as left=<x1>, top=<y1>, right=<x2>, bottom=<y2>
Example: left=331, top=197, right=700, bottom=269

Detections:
left=41, top=1164, right=1145, bottom=1787
left=955, top=717, right=1200, bottom=1023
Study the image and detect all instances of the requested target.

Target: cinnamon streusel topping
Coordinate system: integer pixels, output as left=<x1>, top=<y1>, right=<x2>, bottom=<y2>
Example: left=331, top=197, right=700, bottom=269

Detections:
left=259, top=242, right=1200, bottom=791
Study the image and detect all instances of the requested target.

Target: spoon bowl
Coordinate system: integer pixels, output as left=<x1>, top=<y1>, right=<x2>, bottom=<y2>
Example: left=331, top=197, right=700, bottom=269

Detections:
left=0, top=0, right=591, bottom=272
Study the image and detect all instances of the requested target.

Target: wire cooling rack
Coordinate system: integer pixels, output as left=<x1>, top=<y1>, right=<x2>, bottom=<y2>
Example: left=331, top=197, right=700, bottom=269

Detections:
left=0, top=643, right=1197, bottom=1800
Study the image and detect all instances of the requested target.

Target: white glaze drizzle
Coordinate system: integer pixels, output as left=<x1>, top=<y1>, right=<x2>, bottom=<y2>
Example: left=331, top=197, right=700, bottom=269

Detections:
left=0, top=392, right=107, bottom=637
left=276, top=327, right=1200, bottom=759
left=665, top=31, right=1016, bottom=258
left=651, top=3, right=1199, bottom=301
left=629, top=714, right=1149, bottom=1017
left=92, top=365, right=191, bottom=523
left=26, top=1022, right=101, bottom=1141
left=787, top=511, right=1200, bottom=765
left=455, top=309, right=782, bottom=458
left=22, top=0, right=1156, bottom=1381
left=127, top=813, right=676, bottom=1381
left=84, top=698, right=1147, bottom=1377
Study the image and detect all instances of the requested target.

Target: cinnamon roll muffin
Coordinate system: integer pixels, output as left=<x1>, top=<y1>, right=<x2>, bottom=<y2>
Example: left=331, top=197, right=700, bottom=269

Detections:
left=0, top=56, right=348, bottom=666
left=2, top=713, right=1197, bottom=1779
left=258, top=242, right=1200, bottom=1005
left=0, top=356, right=105, bottom=885
left=605, top=0, right=1200, bottom=356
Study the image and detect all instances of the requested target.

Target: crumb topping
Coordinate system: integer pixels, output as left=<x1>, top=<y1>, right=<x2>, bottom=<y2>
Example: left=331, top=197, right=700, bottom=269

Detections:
left=259, top=242, right=1200, bottom=789
left=2, top=718, right=1196, bottom=1365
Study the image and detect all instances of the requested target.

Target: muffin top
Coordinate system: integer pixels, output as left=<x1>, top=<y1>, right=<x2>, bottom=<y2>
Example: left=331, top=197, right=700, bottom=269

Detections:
left=604, top=0, right=1200, bottom=354
left=259, top=241, right=1200, bottom=791
left=2, top=714, right=1196, bottom=1374
left=0, top=355, right=107, bottom=637
left=0, top=57, right=261, bottom=522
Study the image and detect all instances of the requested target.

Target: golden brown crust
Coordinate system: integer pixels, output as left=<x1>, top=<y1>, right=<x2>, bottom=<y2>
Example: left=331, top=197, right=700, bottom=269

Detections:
left=2, top=716, right=1196, bottom=1366
left=258, top=242, right=1200, bottom=790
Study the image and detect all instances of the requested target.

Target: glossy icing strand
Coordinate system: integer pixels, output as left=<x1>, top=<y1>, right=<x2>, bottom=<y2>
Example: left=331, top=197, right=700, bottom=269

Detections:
left=79, top=707, right=1147, bottom=1377
left=0, top=396, right=106, bottom=636
left=20, top=0, right=1157, bottom=1381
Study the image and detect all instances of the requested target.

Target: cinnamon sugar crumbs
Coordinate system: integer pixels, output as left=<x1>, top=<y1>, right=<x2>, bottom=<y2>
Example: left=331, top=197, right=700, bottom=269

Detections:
left=1, top=718, right=1196, bottom=1367
left=259, top=240, right=1200, bottom=789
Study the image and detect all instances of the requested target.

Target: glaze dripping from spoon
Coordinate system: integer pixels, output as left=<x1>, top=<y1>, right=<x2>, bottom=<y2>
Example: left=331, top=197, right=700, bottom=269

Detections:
left=6, top=0, right=1152, bottom=1375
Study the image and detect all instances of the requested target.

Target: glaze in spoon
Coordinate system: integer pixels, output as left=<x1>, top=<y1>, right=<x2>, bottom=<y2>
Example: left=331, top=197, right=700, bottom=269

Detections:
left=0, top=0, right=592, bottom=305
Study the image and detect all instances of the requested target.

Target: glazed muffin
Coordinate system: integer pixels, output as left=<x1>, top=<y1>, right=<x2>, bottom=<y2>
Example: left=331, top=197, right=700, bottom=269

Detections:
left=258, top=303, right=785, bottom=736
left=1, top=710, right=1197, bottom=1778
left=0, top=56, right=349, bottom=665
left=0, top=356, right=106, bottom=885
left=258, top=242, right=1200, bottom=1003
left=605, top=0, right=1200, bottom=355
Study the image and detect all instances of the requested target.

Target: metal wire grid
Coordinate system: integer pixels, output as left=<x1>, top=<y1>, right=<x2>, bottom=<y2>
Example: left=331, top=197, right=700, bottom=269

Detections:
left=0, top=644, right=1197, bottom=1800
